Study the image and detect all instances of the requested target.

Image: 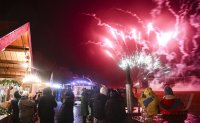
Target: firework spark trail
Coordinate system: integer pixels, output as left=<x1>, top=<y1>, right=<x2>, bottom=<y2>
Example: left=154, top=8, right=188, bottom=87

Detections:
left=150, top=0, right=165, bottom=18
left=165, top=0, right=191, bottom=64
left=85, top=12, right=155, bottom=54
left=84, top=13, right=116, bottom=30
left=85, top=13, right=143, bottom=59
left=189, top=2, right=200, bottom=58
left=151, top=0, right=195, bottom=61
left=148, top=0, right=200, bottom=89
left=115, top=8, right=145, bottom=28
left=179, top=0, right=192, bottom=22
left=151, top=0, right=200, bottom=66
left=84, top=13, right=124, bottom=60
left=85, top=11, right=173, bottom=72
left=180, top=1, right=200, bottom=64
left=85, top=40, right=103, bottom=46
left=165, top=0, right=180, bottom=27
left=115, top=8, right=181, bottom=51
left=114, top=9, right=155, bottom=52
left=114, top=8, right=175, bottom=48
left=152, top=0, right=189, bottom=61
left=85, top=12, right=147, bottom=42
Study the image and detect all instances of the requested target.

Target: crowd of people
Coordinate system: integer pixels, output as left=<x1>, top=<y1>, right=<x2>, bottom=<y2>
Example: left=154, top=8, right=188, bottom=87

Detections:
left=81, top=86, right=128, bottom=123
left=80, top=86, right=187, bottom=123
left=10, top=87, right=58, bottom=123
left=138, top=86, right=187, bottom=123
left=7, top=85, right=187, bottom=123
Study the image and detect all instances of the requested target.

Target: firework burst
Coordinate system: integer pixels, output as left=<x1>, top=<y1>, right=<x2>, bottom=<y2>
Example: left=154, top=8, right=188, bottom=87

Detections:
left=85, top=0, right=200, bottom=87
left=119, top=52, right=161, bottom=72
left=86, top=13, right=169, bottom=73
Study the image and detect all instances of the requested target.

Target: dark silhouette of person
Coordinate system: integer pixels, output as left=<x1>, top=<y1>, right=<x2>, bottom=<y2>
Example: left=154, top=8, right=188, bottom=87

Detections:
left=38, top=87, right=57, bottom=123
left=10, top=91, right=21, bottom=123
left=18, top=91, right=36, bottom=123
left=93, top=86, right=108, bottom=123
left=81, top=88, right=89, bottom=123
left=57, top=91, right=74, bottom=123
left=159, top=86, right=186, bottom=123
left=105, top=89, right=126, bottom=123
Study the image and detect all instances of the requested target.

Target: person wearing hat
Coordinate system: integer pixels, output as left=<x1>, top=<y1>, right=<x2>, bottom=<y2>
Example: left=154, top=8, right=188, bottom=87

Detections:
left=93, top=86, right=108, bottom=123
left=18, top=91, right=36, bottom=123
left=38, top=87, right=57, bottom=123
left=159, top=86, right=184, bottom=115
left=10, top=91, right=21, bottom=123
left=57, top=91, right=74, bottom=123
left=159, top=86, right=186, bottom=122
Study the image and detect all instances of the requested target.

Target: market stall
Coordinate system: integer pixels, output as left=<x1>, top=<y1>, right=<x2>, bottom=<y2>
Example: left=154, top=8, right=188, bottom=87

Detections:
left=0, top=22, right=33, bottom=122
left=65, top=76, right=99, bottom=101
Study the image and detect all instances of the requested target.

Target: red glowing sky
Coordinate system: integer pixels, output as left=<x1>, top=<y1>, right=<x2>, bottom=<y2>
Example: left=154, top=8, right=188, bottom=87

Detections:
left=0, top=0, right=200, bottom=88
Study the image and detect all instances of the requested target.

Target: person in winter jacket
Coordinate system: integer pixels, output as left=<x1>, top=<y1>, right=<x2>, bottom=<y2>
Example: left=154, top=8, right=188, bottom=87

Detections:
left=93, top=86, right=108, bottom=123
left=81, top=88, right=89, bottom=123
left=38, top=87, right=57, bottom=123
left=138, top=87, right=159, bottom=117
left=88, top=87, right=100, bottom=122
left=105, top=90, right=126, bottom=123
left=159, top=86, right=186, bottom=123
left=18, top=91, right=36, bottom=123
left=61, top=88, right=74, bottom=103
left=10, top=91, right=21, bottom=123
left=57, top=91, right=74, bottom=123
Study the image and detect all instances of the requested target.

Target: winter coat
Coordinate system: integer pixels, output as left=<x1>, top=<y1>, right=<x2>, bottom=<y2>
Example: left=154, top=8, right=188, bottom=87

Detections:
left=18, top=97, right=36, bottom=123
left=11, top=98, right=20, bottom=123
left=159, top=95, right=185, bottom=115
left=105, top=96, right=126, bottom=123
left=159, top=95, right=187, bottom=123
left=81, top=91, right=89, bottom=116
left=38, top=95, right=57, bottom=123
left=138, top=88, right=160, bottom=117
left=140, top=95, right=159, bottom=116
left=93, top=93, right=108, bottom=120
left=57, top=96, right=74, bottom=123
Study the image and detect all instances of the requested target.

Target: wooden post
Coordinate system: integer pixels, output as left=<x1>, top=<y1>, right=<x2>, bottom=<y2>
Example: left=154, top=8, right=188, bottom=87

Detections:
left=125, top=65, right=133, bottom=122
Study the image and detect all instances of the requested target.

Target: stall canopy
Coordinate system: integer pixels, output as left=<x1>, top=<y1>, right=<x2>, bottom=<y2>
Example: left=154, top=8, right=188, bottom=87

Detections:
left=0, top=22, right=32, bottom=82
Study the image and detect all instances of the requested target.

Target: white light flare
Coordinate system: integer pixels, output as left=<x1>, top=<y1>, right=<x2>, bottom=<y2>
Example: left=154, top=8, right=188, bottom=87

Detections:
left=105, top=50, right=114, bottom=59
left=103, top=38, right=114, bottom=49
left=22, top=74, right=41, bottom=83
left=52, top=83, right=62, bottom=89
left=22, top=62, right=29, bottom=68
left=45, top=83, right=62, bottom=89
left=131, top=28, right=137, bottom=40
left=147, top=22, right=154, bottom=35
left=110, top=28, right=117, bottom=39
left=156, top=32, right=173, bottom=47
left=134, top=81, right=140, bottom=87
left=138, top=32, right=141, bottom=41
left=120, top=31, right=126, bottom=42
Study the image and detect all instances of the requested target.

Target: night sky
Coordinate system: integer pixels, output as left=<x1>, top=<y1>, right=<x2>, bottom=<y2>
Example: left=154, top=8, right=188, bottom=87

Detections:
left=0, top=0, right=200, bottom=88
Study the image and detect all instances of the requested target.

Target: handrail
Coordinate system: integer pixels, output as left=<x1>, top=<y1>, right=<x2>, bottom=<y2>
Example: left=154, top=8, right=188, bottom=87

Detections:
left=184, top=93, right=194, bottom=111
